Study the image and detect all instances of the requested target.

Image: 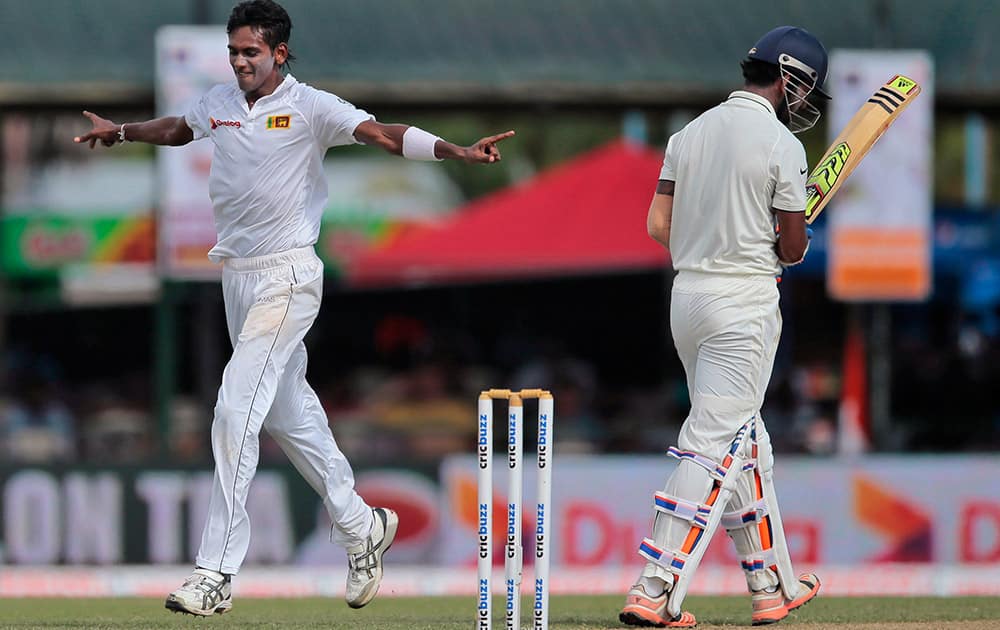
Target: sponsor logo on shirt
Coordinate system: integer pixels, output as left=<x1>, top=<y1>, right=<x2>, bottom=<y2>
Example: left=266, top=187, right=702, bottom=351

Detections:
left=210, top=117, right=242, bottom=130
left=266, top=115, right=291, bottom=129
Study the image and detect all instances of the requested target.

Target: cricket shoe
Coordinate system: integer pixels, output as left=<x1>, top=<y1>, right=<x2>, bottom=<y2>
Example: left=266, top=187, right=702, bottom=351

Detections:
left=751, top=573, right=820, bottom=626
left=164, top=568, right=232, bottom=616
left=345, top=507, right=399, bottom=608
left=619, top=583, right=696, bottom=628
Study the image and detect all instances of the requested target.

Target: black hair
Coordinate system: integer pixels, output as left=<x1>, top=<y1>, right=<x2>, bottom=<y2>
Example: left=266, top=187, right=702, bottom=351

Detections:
left=227, top=0, right=296, bottom=67
left=740, top=58, right=781, bottom=88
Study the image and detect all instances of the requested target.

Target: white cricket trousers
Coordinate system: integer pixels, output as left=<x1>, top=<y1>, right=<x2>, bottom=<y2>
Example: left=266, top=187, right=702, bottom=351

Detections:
left=644, top=271, right=787, bottom=591
left=195, top=246, right=372, bottom=575
left=669, top=271, right=781, bottom=461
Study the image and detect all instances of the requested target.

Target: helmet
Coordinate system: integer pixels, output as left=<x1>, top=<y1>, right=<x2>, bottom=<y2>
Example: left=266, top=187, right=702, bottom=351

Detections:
left=747, top=26, right=829, bottom=133
left=748, top=26, right=829, bottom=98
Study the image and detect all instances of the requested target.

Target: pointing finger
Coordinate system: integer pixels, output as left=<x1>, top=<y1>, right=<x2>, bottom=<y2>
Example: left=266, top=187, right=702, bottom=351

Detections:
left=484, top=130, right=515, bottom=145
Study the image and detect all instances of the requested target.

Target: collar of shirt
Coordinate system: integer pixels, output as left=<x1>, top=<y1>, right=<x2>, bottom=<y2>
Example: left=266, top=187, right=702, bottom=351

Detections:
left=239, top=73, right=298, bottom=112
left=725, top=90, right=776, bottom=116
left=273, top=73, right=297, bottom=96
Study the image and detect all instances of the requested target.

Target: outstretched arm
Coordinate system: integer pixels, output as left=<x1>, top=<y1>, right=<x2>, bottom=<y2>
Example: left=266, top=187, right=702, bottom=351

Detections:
left=353, top=120, right=514, bottom=164
left=73, top=111, right=194, bottom=149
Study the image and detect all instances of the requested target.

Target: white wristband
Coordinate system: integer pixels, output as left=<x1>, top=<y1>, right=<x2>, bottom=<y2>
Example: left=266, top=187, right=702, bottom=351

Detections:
left=401, top=126, right=442, bottom=161
left=118, top=123, right=127, bottom=143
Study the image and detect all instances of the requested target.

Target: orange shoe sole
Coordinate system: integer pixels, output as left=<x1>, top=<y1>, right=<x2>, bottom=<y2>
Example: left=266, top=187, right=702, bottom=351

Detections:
left=620, top=606, right=697, bottom=628
left=750, top=591, right=788, bottom=626
left=751, top=574, right=821, bottom=626
left=786, top=573, right=820, bottom=612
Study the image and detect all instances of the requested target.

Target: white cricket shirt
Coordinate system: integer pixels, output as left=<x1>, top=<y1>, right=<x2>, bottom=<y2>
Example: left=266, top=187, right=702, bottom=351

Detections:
left=661, top=90, right=807, bottom=276
left=185, top=74, right=373, bottom=262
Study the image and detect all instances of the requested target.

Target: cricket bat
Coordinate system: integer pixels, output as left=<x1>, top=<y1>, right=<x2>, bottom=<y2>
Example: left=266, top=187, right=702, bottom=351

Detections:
left=804, top=74, right=921, bottom=224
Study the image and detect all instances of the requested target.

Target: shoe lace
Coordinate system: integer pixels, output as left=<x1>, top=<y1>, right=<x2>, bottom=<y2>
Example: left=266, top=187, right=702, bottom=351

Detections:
left=349, top=539, right=378, bottom=576
left=184, top=573, right=227, bottom=602
left=348, top=511, right=385, bottom=578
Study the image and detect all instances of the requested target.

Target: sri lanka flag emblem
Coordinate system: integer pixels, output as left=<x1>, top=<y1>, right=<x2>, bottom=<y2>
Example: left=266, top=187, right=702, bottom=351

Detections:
left=267, top=115, right=291, bottom=129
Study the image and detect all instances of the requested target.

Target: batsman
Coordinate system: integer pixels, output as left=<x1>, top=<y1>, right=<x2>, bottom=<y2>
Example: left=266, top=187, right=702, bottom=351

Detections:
left=620, top=26, right=826, bottom=628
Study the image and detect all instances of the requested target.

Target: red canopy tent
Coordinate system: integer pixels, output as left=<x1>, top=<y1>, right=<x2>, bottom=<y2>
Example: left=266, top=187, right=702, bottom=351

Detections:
left=347, top=139, right=670, bottom=287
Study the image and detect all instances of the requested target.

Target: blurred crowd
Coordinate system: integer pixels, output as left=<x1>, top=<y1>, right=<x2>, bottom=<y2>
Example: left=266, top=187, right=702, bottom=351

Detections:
left=3, top=308, right=998, bottom=467
left=0, top=350, right=154, bottom=464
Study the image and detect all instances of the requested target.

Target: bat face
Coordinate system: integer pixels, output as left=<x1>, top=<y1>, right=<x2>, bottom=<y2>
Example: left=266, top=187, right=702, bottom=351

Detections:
left=802, top=74, right=921, bottom=224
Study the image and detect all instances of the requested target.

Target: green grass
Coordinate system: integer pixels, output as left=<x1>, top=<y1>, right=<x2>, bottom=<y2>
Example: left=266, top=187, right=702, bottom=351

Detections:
left=1, top=595, right=999, bottom=629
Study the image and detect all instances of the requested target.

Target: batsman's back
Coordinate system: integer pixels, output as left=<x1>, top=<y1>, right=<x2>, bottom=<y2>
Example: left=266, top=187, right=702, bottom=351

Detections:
left=665, top=94, right=807, bottom=277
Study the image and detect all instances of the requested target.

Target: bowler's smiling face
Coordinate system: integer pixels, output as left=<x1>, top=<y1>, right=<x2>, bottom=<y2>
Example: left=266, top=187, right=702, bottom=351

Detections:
left=227, top=26, right=286, bottom=96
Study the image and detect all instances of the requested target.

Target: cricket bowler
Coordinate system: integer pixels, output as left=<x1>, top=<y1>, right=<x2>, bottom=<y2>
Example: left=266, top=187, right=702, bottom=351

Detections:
left=74, top=0, right=513, bottom=616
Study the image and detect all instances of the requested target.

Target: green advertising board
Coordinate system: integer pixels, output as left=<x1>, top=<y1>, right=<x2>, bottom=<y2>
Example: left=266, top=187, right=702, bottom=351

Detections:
left=0, top=214, right=154, bottom=278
